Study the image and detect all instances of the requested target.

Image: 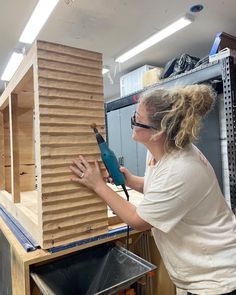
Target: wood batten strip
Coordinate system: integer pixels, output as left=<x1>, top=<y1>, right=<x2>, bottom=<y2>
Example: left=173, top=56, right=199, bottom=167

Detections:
left=38, top=69, right=103, bottom=86
left=41, top=133, right=95, bottom=144
left=43, top=222, right=108, bottom=241
left=39, top=88, right=103, bottom=101
left=42, top=204, right=106, bottom=221
left=41, top=162, right=104, bottom=176
left=41, top=183, right=91, bottom=195
left=37, top=50, right=102, bottom=70
left=41, top=145, right=98, bottom=157
left=39, top=78, right=103, bottom=94
left=43, top=226, right=108, bottom=248
left=42, top=185, right=92, bottom=196
left=43, top=192, right=103, bottom=207
left=41, top=153, right=101, bottom=167
left=39, top=97, right=104, bottom=110
left=42, top=200, right=105, bottom=214
left=37, top=40, right=102, bottom=62
left=39, top=106, right=104, bottom=117
left=40, top=115, right=104, bottom=126
left=42, top=202, right=106, bottom=216
left=38, top=59, right=101, bottom=77
left=41, top=174, right=76, bottom=185
left=40, top=125, right=105, bottom=135
left=43, top=212, right=107, bottom=230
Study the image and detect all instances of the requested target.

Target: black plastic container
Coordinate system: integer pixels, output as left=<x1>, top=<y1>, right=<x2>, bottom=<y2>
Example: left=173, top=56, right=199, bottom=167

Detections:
left=31, top=243, right=157, bottom=295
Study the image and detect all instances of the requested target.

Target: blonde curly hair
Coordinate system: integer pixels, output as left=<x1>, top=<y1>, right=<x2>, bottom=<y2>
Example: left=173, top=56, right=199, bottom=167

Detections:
left=139, top=84, right=216, bottom=152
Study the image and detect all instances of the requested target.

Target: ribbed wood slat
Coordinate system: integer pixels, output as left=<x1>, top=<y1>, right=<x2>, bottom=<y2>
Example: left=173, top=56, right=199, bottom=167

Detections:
left=41, top=153, right=102, bottom=167
left=42, top=205, right=106, bottom=222
left=43, top=221, right=108, bottom=242
left=39, top=78, right=103, bottom=94
left=41, top=182, right=93, bottom=194
left=43, top=212, right=107, bottom=230
left=37, top=41, right=108, bottom=248
left=41, top=145, right=98, bottom=158
left=39, top=97, right=104, bottom=110
left=39, top=88, right=103, bottom=101
left=43, top=226, right=108, bottom=248
left=38, top=69, right=103, bottom=86
left=40, top=125, right=105, bottom=135
left=38, top=59, right=101, bottom=77
left=37, top=50, right=102, bottom=70
left=41, top=160, right=104, bottom=175
left=39, top=115, right=104, bottom=126
left=37, top=40, right=102, bottom=61
left=39, top=106, right=104, bottom=117
left=44, top=197, right=103, bottom=208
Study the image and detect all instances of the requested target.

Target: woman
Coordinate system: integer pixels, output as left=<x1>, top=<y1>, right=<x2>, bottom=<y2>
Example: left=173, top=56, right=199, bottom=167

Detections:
left=70, top=84, right=236, bottom=295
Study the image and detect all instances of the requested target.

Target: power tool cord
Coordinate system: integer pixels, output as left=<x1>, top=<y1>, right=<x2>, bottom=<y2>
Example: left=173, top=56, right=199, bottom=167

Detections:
left=121, top=184, right=130, bottom=250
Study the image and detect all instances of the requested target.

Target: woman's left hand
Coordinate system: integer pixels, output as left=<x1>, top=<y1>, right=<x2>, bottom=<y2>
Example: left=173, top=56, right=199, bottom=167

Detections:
left=70, top=155, right=105, bottom=191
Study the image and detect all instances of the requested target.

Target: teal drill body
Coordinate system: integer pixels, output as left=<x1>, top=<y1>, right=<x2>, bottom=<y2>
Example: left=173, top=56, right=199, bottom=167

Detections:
left=93, top=128, right=125, bottom=186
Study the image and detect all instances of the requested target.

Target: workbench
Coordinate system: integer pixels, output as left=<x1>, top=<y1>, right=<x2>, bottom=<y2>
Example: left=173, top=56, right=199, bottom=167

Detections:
left=0, top=184, right=174, bottom=295
left=0, top=205, right=175, bottom=295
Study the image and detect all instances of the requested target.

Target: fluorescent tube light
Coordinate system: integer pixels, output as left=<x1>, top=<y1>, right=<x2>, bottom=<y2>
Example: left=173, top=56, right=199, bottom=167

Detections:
left=115, top=15, right=193, bottom=63
left=1, top=52, right=24, bottom=81
left=102, top=68, right=110, bottom=75
left=19, top=0, right=59, bottom=44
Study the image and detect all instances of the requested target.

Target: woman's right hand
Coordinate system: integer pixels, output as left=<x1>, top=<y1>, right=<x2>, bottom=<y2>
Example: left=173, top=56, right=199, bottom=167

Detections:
left=120, top=166, right=144, bottom=193
left=119, top=166, right=134, bottom=188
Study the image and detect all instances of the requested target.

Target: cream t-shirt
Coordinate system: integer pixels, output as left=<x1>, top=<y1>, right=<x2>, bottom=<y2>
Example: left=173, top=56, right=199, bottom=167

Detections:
left=136, top=144, right=236, bottom=295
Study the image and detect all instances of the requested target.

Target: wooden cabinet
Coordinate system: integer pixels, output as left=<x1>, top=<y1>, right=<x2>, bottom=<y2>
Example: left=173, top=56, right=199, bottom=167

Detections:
left=0, top=40, right=108, bottom=249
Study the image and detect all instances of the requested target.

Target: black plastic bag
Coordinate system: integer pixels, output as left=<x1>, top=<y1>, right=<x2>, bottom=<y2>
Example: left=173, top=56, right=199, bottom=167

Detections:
left=161, top=53, right=200, bottom=79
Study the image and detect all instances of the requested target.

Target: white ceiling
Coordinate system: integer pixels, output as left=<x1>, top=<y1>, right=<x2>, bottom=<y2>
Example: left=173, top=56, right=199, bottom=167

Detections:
left=0, top=0, right=236, bottom=100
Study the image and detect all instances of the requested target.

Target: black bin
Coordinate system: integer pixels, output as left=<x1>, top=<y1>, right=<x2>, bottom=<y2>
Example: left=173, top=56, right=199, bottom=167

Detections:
left=31, top=243, right=157, bottom=295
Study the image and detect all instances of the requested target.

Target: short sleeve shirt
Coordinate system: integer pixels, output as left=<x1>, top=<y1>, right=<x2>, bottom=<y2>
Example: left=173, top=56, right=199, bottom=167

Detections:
left=137, top=144, right=236, bottom=294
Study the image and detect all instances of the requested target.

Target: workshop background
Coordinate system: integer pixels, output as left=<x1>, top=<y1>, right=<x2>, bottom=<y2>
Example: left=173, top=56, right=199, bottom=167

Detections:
left=0, top=1, right=236, bottom=295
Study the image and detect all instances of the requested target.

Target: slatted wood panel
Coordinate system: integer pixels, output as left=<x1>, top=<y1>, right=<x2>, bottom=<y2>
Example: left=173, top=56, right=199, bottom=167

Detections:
left=37, top=41, right=108, bottom=248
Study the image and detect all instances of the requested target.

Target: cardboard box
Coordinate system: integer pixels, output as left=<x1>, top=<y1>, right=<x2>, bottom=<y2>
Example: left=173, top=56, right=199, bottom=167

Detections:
left=143, top=67, right=163, bottom=87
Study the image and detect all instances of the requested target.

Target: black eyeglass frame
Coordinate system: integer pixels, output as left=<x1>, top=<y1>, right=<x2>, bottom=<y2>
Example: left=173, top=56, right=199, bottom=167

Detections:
left=131, top=112, right=158, bottom=130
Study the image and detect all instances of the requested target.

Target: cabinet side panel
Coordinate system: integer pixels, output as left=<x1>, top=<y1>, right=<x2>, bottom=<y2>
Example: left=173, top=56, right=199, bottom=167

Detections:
left=37, top=41, right=108, bottom=249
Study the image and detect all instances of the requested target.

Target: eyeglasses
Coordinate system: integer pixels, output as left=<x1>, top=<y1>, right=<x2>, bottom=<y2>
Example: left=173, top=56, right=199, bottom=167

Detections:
left=131, top=111, right=157, bottom=130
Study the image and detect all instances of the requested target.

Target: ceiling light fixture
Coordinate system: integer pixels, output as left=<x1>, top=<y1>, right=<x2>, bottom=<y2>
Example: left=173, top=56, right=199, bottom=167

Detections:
left=19, top=0, right=59, bottom=44
left=1, top=52, right=24, bottom=81
left=115, top=14, right=194, bottom=63
left=102, top=68, right=110, bottom=75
